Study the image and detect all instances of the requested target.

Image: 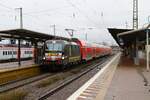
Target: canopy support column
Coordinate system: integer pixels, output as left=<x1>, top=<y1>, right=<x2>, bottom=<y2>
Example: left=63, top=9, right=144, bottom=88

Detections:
left=34, top=42, right=38, bottom=64
left=18, top=39, right=21, bottom=66
left=146, top=29, right=149, bottom=71
left=134, top=37, right=139, bottom=65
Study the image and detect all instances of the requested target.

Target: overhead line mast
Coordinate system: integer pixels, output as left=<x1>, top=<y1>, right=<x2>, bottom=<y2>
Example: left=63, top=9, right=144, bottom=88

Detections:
left=133, top=0, right=139, bottom=65
left=133, top=0, right=138, bottom=29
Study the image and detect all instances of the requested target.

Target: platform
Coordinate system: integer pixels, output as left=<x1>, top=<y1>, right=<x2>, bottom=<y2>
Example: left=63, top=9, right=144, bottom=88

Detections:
left=0, top=60, right=35, bottom=72
left=67, top=53, right=121, bottom=100
left=68, top=53, right=150, bottom=100
left=104, top=57, right=150, bottom=100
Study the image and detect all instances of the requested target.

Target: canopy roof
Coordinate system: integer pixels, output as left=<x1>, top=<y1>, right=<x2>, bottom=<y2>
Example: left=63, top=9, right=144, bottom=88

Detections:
left=108, top=28, right=150, bottom=47
left=0, top=28, right=70, bottom=42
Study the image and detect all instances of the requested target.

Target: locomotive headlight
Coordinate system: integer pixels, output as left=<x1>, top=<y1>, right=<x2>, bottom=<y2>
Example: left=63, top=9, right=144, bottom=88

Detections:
left=62, top=56, right=65, bottom=59
left=43, top=57, right=46, bottom=60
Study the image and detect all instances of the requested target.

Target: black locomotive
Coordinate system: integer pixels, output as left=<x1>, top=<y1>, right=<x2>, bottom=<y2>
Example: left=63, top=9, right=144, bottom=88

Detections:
left=42, top=40, right=81, bottom=69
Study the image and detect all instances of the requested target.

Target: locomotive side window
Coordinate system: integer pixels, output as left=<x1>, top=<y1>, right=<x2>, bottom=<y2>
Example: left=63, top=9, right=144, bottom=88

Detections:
left=69, top=45, right=72, bottom=56
left=71, top=45, right=74, bottom=56
left=71, top=45, right=78, bottom=56
left=73, top=45, right=76, bottom=56
left=64, top=45, right=69, bottom=56
left=76, top=46, right=80, bottom=55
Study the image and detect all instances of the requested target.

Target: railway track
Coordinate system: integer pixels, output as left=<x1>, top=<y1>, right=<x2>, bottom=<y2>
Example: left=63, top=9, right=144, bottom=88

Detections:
left=0, top=65, right=41, bottom=85
left=0, top=73, right=54, bottom=93
left=38, top=56, right=110, bottom=100
left=0, top=57, right=105, bottom=94
left=0, top=55, right=112, bottom=100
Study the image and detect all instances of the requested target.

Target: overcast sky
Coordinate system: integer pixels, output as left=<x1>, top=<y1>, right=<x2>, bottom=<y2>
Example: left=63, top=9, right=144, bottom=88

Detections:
left=0, top=0, right=149, bottom=45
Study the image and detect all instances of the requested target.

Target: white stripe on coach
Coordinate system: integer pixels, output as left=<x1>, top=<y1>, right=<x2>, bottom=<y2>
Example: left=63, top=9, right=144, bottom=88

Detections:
left=67, top=53, right=121, bottom=100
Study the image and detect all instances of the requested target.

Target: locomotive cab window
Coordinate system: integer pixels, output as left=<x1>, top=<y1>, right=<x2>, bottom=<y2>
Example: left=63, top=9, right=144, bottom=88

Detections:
left=46, top=43, right=64, bottom=51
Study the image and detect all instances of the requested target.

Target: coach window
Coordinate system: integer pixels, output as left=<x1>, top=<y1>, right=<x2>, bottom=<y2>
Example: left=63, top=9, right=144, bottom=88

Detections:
left=10, top=51, right=12, bottom=55
left=8, top=51, right=11, bottom=55
left=13, top=51, right=17, bottom=55
left=3, top=51, right=4, bottom=55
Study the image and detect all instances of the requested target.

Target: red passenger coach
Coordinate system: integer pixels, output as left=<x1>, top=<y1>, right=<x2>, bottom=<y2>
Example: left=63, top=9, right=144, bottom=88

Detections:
left=72, top=38, right=93, bottom=61
left=72, top=38, right=112, bottom=62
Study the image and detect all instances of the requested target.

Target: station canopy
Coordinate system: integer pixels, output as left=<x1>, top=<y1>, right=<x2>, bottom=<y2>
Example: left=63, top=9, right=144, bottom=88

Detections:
left=0, top=28, right=70, bottom=42
left=108, top=28, right=150, bottom=47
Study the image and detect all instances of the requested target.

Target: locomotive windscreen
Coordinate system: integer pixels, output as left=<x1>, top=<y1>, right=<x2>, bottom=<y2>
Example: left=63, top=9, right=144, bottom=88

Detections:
left=46, top=40, right=65, bottom=51
left=46, top=43, right=63, bottom=51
